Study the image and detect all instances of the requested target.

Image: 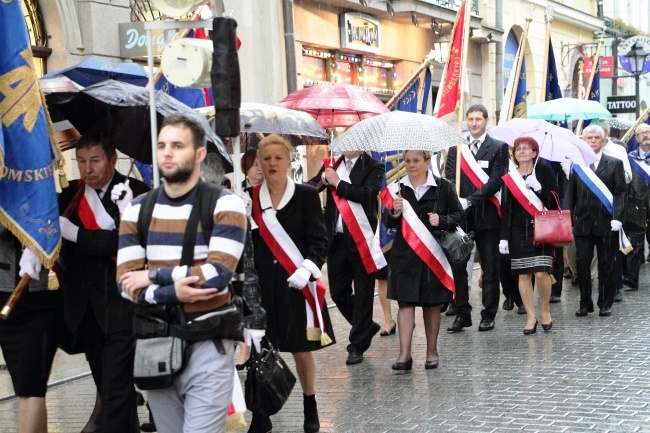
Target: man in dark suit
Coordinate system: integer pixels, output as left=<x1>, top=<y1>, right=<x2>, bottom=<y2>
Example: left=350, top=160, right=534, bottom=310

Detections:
left=58, top=129, right=149, bottom=432
left=444, top=105, right=509, bottom=332
left=309, top=151, right=384, bottom=365
left=566, top=124, right=626, bottom=317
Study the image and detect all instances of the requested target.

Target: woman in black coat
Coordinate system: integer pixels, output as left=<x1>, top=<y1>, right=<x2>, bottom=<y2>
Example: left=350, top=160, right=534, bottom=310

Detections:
left=249, top=134, right=334, bottom=433
left=499, top=137, right=558, bottom=335
left=383, top=150, right=465, bottom=372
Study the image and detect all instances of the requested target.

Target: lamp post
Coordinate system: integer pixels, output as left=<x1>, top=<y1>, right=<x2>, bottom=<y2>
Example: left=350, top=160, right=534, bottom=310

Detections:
left=625, top=41, right=649, bottom=119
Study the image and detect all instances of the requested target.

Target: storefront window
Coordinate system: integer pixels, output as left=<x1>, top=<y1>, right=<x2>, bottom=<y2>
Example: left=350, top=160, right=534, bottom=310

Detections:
left=21, top=0, right=50, bottom=76
left=332, top=61, right=356, bottom=85
left=302, top=56, right=328, bottom=85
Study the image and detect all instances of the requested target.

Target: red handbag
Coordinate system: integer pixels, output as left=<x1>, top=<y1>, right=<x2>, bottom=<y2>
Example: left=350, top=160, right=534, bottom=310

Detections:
left=533, top=191, right=573, bottom=246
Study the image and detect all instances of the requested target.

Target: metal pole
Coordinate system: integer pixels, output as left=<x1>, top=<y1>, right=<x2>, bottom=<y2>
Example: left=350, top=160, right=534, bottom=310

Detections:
left=634, top=74, right=641, bottom=119
left=146, top=28, right=160, bottom=188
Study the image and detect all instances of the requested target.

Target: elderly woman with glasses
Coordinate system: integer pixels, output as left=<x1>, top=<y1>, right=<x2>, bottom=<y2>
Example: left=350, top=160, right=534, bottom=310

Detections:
left=499, top=137, right=558, bottom=335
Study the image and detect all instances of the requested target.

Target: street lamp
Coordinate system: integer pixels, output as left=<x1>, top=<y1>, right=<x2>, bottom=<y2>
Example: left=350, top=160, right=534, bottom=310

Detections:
left=625, top=41, right=648, bottom=118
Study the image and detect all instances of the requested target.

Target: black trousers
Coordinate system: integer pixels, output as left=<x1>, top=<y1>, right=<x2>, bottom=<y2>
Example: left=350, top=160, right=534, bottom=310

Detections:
left=78, top=307, right=139, bottom=433
left=455, top=228, right=500, bottom=321
left=327, top=234, right=377, bottom=353
left=575, top=232, right=618, bottom=311
left=500, top=253, right=521, bottom=306
left=625, top=231, right=645, bottom=284
left=550, top=246, right=564, bottom=297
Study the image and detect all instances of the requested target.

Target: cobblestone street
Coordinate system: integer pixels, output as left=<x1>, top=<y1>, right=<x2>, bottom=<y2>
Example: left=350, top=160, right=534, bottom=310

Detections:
left=2, top=266, right=650, bottom=432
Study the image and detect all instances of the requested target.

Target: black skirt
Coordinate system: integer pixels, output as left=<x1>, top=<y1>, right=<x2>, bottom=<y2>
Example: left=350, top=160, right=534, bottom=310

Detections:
left=0, top=290, right=64, bottom=397
left=509, top=225, right=553, bottom=274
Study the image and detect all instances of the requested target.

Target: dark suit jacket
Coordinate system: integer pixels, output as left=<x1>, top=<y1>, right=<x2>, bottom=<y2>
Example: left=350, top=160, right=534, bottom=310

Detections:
left=58, top=171, right=149, bottom=334
left=308, top=153, right=384, bottom=250
left=444, top=134, right=509, bottom=230
left=565, top=154, right=626, bottom=237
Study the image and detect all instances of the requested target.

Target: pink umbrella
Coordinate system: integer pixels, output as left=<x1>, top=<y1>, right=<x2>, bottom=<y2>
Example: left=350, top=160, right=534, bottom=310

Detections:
left=278, top=85, right=390, bottom=129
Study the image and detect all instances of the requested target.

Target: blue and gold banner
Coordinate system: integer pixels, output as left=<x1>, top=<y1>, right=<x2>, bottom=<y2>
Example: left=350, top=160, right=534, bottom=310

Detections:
left=0, top=0, right=61, bottom=268
left=545, top=39, right=563, bottom=101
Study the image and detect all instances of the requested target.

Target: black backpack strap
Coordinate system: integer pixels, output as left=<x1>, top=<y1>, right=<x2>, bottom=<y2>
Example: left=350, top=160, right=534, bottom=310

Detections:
left=199, top=182, right=224, bottom=245
left=180, top=183, right=206, bottom=267
left=137, top=187, right=161, bottom=248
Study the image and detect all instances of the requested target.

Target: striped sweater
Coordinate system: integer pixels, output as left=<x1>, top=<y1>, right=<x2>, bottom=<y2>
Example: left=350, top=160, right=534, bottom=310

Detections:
left=116, top=180, right=247, bottom=321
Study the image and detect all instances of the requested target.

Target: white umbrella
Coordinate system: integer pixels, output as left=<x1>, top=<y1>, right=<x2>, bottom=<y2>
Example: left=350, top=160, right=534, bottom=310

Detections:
left=329, top=111, right=466, bottom=153
left=490, top=118, right=598, bottom=166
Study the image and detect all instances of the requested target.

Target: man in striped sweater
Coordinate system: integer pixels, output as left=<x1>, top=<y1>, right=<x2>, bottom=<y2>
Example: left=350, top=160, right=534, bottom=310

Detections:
left=116, top=114, right=246, bottom=433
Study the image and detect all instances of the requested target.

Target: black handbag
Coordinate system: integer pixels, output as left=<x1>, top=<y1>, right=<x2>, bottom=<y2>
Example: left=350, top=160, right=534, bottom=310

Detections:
left=244, top=336, right=296, bottom=416
left=432, top=227, right=474, bottom=266
left=624, top=183, right=646, bottom=233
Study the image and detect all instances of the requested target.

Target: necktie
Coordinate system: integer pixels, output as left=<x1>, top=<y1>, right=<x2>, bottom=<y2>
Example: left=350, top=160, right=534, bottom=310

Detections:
left=470, top=140, right=480, bottom=156
left=589, top=163, right=596, bottom=172
left=346, top=159, right=353, bottom=173
left=95, top=189, right=103, bottom=199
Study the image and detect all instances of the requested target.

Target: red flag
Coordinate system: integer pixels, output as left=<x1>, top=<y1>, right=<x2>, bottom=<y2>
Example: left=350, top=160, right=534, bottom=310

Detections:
left=434, top=1, right=466, bottom=122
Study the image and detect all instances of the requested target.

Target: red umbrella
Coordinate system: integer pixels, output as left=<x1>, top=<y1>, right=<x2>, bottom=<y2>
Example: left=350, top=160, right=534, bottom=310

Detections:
left=278, top=85, right=390, bottom=129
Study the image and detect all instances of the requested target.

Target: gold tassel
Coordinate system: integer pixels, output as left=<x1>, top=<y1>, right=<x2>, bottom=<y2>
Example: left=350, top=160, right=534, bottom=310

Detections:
left=549, top=274, right=557, bottom=285
left=225, top=412, right=246, bottom=432
left=320, top=333, right=333, bottom=347
left=306, top=327, right=321, bottom=341
left=47, top=270, right=59, bottom=290
left=619, top=231, right=633, bottom=255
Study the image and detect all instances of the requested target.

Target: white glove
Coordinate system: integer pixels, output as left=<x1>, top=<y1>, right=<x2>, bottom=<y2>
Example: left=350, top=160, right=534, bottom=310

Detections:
left=287, top=266, right=311, bottom=289
left=18, top=248, right=42, bottom=280
left=240, top=191, right=252, bottom=217
left=611, top=220, right=622, bottom=231
left=560, top=160, right=572, bottom=180
left=110, top=179, right=133, bottom=214
left=246, top=329, right=266, bottom=353
left=525, top=173, right=542, bottom=192
left=59, top=216, right=79, bottom=242
left=459, top=198, right=470, bottom=210
left=498, top=240, right=510, bottom=255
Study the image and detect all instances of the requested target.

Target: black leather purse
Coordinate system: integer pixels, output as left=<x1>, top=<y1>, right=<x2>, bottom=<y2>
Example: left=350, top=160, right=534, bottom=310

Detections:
left=244, top=336, right=296, bottom=416
left=432, top=227, right=475, bottom=266
left=624, top=184, right=646, bottom=233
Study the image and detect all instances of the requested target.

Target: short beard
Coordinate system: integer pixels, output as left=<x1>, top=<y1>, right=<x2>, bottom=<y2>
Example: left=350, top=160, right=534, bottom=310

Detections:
left=160, top=165, right=194, bottom=185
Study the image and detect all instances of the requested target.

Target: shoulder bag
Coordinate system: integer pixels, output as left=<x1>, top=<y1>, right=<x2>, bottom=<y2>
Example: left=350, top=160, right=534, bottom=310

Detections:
left=432, top=226, right=475, bottom=266
left=624, top=183, right=646, bottom=233
left=533, top=191, right=573, bottom=246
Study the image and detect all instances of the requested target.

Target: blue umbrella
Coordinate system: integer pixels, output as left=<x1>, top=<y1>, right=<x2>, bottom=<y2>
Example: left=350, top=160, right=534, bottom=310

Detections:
left=43, top=57, right=148, bottom=87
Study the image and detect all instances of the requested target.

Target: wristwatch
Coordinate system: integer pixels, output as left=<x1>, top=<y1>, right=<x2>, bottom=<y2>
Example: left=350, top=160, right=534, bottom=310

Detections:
left=148, top=267, right=159, bottom=284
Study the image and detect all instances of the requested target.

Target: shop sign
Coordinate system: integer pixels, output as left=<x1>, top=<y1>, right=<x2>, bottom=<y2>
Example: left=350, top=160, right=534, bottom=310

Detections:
left=584, top=56, right=614, bottom=78
left=606, top=95, right=637, bottom=114
left=340, top=12, right=380, bottom=53
left=118, top=22, right=182, bottom=58
left=617, top=36, right=650, bottom=75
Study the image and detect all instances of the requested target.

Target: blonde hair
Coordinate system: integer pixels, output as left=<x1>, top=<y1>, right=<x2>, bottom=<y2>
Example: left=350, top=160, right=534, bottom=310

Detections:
left=404, top=149, right=432, bottom=161
left=257, top=134, right=292, bottom=160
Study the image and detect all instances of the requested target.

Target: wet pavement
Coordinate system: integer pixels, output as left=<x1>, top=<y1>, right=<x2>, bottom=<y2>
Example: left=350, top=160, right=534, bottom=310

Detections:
left=2, top=264, right=650, bottom=432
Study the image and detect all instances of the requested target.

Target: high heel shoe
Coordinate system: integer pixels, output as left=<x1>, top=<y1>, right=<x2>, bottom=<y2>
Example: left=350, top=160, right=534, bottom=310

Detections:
left=542, top=321, right=553, bottom=332
left=380, top=321, right=397, bottom=337
left=523, top=320, right=538, bottom=335
left=391, top=357, right=413, bottom=371
left=424, top=359, right=439, bottom=370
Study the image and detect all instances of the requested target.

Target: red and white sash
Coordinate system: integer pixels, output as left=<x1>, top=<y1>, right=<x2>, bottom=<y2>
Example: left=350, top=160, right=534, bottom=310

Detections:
left=76, top=181, right=115, bottom=230
left=251, top=184, right=332, bottom=345
left=459, top=145, right=502, bottom=216
left=325, top=157, right=387, bottom=274
left=379, top=181, right=455, bottom=295
left=501, top=170, right=545, bottom=218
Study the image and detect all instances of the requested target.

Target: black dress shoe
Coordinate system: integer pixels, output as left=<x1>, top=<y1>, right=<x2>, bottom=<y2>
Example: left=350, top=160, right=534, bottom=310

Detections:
left=516, top=304, right=526, bottom=315
left=445, top=305, right=457, bottom=316
left=379, top=322, right=397, bottom=337
left=624, top=286, right=639, bottom=292
left=478, top=319, right=495, bottom=332
left=599, top=307, right=612, bottom=316
left=346, top=350, right=364, bottom=365
left=575, top=308, right=589, bottom=317
left=549, top=295, right=561, bottom=303
left=424, top=359, right=439, bottom=370
left=523, top=320, right=538, bottom=335
left=502, top=298, right=514, bottom=310
left=391, top=357, right=413, bottom=371
left=613, top=290, right=623, bottom=303
left=447, top=316, right=472, bottom=332
left=542, top=321, right=553, bottom=332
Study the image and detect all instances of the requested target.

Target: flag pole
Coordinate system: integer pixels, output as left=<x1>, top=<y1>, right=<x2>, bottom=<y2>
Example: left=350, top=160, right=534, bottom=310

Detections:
left=455, top=0, right=471, bottom=194
left=506, top=13, right=533, bottom=121
left=539, top=6, right=554, bottom=103
left=576, top=24, right=607, bottom=135
left=621, top=104, right=650, bottom=143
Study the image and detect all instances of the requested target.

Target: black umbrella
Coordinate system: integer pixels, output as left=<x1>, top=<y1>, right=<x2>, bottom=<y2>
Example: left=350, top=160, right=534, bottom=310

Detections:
left=47, top=79, right=233, bottom=171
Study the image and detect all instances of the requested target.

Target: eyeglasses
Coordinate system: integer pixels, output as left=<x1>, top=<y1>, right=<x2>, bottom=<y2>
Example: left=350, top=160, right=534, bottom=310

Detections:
left=637, top=131, right=650, bottom=137
left=515, top=146, right=534, bottom=152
